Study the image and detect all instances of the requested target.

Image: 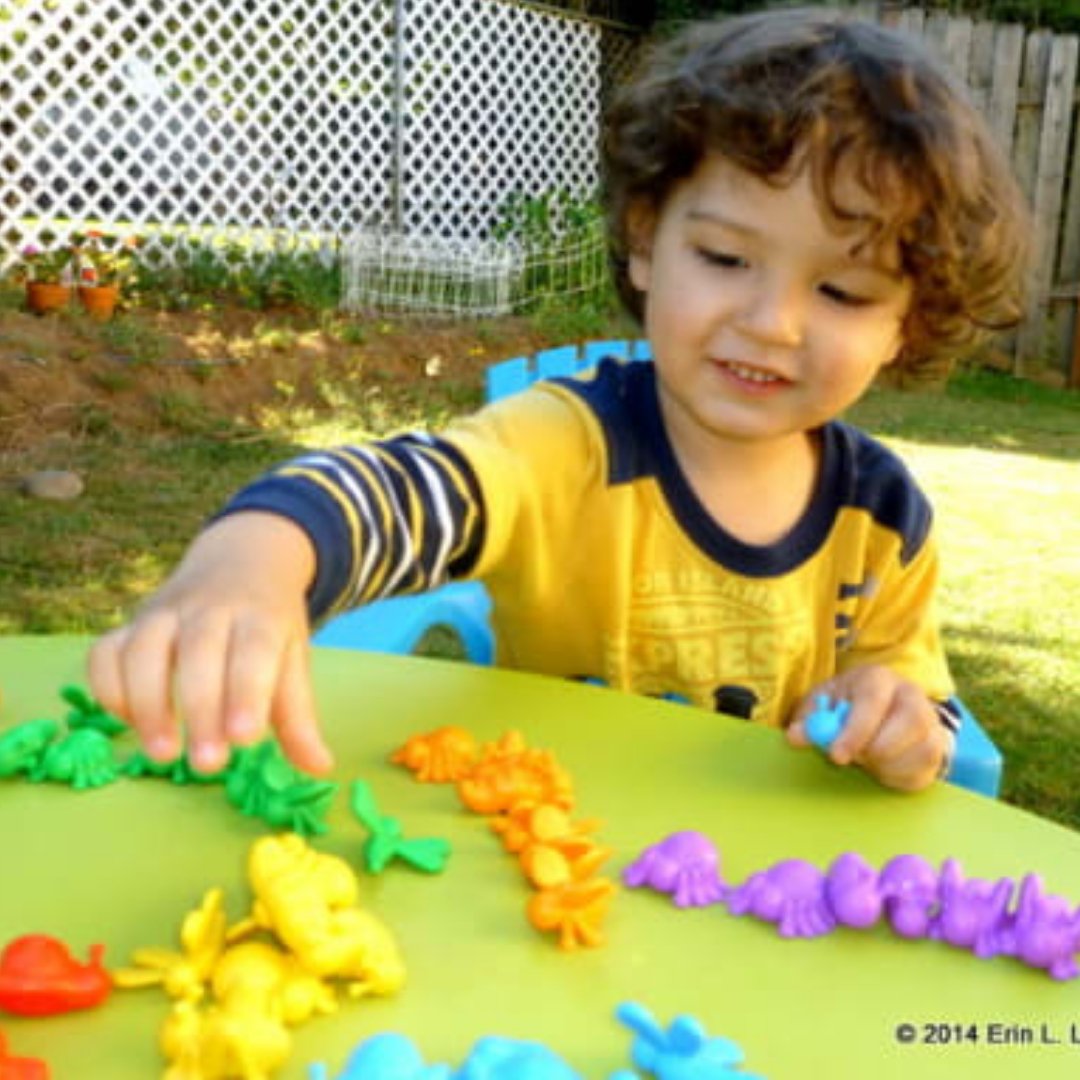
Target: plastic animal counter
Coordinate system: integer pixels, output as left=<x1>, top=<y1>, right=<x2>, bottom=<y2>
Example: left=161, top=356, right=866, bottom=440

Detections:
left=391, top=726, right=617, bottom=951
left=309, top=1000, right=764, bottom=1079
left=0, top=1031, right=48, bottom=1080
left=623, top=833, right=1080, bottom=980
left=0, top=935, right=111, bottom=1016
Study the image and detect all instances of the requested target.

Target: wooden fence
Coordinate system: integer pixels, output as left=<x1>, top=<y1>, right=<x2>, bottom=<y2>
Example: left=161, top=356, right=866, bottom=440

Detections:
left=866, top=6, right=1080, bottom=384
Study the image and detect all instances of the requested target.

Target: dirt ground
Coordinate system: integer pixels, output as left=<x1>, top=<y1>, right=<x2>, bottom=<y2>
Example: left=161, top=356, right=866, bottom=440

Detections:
left=0, top=301, right=563, bottom=459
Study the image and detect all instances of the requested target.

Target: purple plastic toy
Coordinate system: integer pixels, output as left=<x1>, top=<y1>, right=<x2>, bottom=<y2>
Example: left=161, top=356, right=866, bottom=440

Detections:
left=929, top=858, right=1013, bottom=957
left=824, top=852, right=883, bottom=930
left=878, top=854, right=939, bottom=939
left=726, top=858, right=836, bottom=939
left=623, top=831, right=727, bottom=909
left=1001, top=873, right=1080, bottom=980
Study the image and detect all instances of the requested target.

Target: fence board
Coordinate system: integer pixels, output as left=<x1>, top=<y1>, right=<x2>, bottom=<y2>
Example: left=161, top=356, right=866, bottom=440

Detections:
left=1017, top=34, right=1077, bottom=369
left=967, top=21, right=995, bottom=116
left=1056, top=104, right=1080, bottom=371
left=988, top=24, right=1026, bottom=159
left=942, top=14, right=975, bottom=83
left=896, top=7, right=925, bottom=37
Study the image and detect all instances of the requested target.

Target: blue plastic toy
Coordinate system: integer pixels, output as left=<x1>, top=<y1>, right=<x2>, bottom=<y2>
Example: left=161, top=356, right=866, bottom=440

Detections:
left=614, top=1001, right=762, bottom=1080
left=308, top=1032, right=451, bottom=1080
left=803, top=694, right=852, bottom=753
left=456, top=1036, right=584, bottom=1080
left=309, top=1033, right=582, bottom=1080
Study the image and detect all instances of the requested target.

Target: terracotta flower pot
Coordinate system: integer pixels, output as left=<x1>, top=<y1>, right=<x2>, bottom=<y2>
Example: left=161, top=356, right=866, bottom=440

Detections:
left=78, top=284, right=120, bottom=322
left=25, top=281, right=72, bottom=315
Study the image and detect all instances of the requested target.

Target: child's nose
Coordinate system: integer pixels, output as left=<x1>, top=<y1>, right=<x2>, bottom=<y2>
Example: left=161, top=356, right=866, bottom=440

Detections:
left=735, top=278, right=804, bottom=347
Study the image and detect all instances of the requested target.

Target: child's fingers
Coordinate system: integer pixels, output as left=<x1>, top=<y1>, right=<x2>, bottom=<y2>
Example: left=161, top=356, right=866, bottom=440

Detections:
left=175, top=608, right=233, bottom=773
left=223, top=613, right=292, bottom=746
left=86, top=625, right=132, bottom=725
left=785, top=687, right=838, bottom=747
left=114, top=609, right=183, bottom=761
left=828, top=675, right=892, bottom=765
left=271, top=637, right=333, bottom=775
left=866, top=728, right=946, bottom=792
left=858, top=685, right=943, bottom=791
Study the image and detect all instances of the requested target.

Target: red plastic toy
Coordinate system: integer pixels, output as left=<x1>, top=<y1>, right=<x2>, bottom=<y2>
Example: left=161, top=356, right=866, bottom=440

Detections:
left=0, top=935, right=111, bottom=1016
left=0, top=1031, right=49, bottom=1079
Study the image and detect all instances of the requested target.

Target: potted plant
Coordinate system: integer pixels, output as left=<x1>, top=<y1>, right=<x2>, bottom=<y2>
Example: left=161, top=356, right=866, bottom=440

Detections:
left=10, top=241, right=76, bottom=314
left=73, top=230, right=140, bottom=321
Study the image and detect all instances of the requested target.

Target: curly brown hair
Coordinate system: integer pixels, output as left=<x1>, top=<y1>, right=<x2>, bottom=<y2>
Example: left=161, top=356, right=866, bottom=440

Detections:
left=603, top=7, right=1031, bottom=374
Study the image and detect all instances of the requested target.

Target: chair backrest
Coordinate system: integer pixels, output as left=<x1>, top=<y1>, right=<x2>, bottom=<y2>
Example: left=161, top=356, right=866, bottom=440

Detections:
left=485, top=338, right=652, bottom=403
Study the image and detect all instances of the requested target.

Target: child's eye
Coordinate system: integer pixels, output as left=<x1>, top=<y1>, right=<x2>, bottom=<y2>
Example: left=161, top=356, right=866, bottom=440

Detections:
left=819, top=283, right=872, bottom=307
left=694, top=247, right=747, bottom=270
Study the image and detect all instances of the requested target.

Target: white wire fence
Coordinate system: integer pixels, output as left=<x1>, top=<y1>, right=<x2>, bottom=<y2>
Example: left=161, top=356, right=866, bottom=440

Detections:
left=342, top=220, right=608, bottom=318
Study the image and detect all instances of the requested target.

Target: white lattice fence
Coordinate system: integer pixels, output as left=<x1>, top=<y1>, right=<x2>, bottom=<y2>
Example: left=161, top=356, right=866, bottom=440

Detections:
left=396, top=0, right=602, bottom=237
left=1, top=0, right=395, bottom=256
left=2, top=0, right=621, bottom=273
left=343, top=0, right=610, bottom=316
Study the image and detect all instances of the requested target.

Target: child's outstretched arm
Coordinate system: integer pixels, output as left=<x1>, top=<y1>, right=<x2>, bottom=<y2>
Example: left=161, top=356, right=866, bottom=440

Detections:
left=786, top=665, right=953, bottom=793
left=87, top=511, right=334, bottom=776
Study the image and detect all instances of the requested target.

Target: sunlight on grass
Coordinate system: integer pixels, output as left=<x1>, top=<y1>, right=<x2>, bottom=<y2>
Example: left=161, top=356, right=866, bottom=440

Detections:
left=865, top=434, right=1080, bottom=827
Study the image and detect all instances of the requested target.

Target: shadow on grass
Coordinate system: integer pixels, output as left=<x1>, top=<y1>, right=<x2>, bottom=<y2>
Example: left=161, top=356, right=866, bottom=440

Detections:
left=947, top=627, right=1080, bottom=832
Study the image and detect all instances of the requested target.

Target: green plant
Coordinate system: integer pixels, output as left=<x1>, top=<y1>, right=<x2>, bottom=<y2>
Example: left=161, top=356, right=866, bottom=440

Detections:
left=331, top=320, right=367, bottom=346
left=492, top=188, right=610, bottom=312
left=234, top=242, right=342, bottom=311
left=9, top=237, right=76, bottom=284
left=72, top=230, right=141, bottom=287
left=100, top=318, right=168, bottom=367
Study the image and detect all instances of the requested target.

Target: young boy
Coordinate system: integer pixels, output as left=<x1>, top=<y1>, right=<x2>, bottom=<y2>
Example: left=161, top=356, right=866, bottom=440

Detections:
left=88, top=8, right=1029, bottom=791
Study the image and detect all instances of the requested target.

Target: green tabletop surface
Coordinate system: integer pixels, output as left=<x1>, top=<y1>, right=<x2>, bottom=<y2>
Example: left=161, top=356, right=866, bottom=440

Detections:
left=3, top=636, right=1080, bottom=1079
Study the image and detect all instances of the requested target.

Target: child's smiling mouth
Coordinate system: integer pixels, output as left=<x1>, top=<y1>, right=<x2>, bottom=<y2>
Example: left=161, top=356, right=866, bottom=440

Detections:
left=714, top=359, right=790, bottom=392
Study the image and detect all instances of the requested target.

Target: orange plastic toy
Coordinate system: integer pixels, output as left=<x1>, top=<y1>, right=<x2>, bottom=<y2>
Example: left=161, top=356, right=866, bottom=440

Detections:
left=0, top=935, right=111, bottom=1017
left=0, top=1031, right=48, bottom=1080
left=491, top=803, right=612, bottom=889
left=390, top=725, right=477, bottom=782
left=457, top=731, right=574, bottom=814
left=526, top=878, right=618, bottom=950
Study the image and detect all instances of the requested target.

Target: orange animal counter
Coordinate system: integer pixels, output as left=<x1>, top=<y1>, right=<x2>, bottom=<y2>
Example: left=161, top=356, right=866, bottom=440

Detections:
left=3, top=635, right=1080, bottom=1079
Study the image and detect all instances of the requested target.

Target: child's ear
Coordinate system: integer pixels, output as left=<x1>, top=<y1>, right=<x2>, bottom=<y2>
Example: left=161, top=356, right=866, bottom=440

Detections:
left=626, top=201, right=656, bottom=293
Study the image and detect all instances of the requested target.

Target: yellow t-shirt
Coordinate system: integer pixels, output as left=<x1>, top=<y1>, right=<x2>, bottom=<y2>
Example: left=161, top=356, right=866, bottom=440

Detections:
left=227, top=358, right=953, bottom=727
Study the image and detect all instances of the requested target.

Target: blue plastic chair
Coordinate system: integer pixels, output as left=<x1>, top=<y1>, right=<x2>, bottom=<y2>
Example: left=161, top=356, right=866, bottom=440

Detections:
left=312, top=339, right=1003, bottom=798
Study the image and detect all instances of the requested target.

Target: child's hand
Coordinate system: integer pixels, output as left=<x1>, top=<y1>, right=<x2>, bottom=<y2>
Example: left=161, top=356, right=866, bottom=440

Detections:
left=786, top=665, right=951, bottom=792
left=87, top=512, right=334, bottom=776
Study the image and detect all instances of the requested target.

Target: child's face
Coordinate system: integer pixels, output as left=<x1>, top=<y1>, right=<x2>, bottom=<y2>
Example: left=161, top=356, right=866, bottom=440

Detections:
left=629, top=152, right=912, bottom=453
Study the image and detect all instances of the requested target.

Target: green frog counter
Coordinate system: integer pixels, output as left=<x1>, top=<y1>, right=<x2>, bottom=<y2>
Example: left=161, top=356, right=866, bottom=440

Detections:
left=2, top=635, right=1080, bottom=1079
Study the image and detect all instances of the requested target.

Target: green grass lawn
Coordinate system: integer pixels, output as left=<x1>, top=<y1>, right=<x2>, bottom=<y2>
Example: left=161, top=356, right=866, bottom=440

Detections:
left=848, top=371, right=1080, bottom=830
left=2, top=349, right=1077, bottom=831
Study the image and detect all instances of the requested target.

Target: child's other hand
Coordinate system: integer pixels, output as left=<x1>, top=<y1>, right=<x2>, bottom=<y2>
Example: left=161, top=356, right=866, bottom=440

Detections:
left=87, top=512, right=334, bottom=777
left=786, top=665, right=950, bottom=792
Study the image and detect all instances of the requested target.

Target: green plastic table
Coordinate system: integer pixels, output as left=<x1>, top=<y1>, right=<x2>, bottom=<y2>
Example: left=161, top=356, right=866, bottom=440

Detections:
left=3, top=636, right=1080, bottom=1079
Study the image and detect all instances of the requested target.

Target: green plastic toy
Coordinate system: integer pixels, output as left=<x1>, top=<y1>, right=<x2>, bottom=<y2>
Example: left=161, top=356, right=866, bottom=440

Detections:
left=224, top=739, right=339, bottom=836
left=60, top=684, right=127, bottom=738
left=349, top=779, right=451, bottom=874
left=120, top=748, right=232, bottom=784
left=29, top=728, right=120, bottom=790
left=0, top=718, right=60, bottom=779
